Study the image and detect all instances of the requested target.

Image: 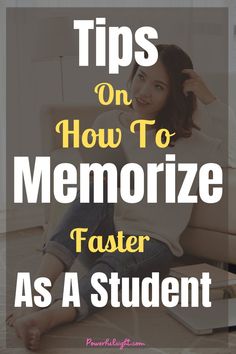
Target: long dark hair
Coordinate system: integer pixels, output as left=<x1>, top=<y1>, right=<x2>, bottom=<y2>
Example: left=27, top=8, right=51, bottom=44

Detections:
left=129, top=44, right=198, bottom=143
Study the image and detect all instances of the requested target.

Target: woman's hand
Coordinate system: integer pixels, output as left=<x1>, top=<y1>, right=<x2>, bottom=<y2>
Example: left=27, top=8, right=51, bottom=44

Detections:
left=182, top=69, right=216, bottom=105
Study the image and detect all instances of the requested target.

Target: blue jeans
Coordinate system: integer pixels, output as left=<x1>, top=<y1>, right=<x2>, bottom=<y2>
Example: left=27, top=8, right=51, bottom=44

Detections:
left=45, top=184, right=174, bottom=321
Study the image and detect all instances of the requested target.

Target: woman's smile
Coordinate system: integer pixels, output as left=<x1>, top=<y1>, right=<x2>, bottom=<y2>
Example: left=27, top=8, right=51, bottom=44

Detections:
left=135, top=96, right=151, bottom=105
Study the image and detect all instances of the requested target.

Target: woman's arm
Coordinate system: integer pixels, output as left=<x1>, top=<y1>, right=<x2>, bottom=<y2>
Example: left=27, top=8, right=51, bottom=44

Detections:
left=182, top=68, right=216, bottom=105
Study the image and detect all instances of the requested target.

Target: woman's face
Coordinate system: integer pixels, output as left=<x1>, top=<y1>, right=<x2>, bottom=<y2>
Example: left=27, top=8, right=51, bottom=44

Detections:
left=130, top=60, right=170, bottom=119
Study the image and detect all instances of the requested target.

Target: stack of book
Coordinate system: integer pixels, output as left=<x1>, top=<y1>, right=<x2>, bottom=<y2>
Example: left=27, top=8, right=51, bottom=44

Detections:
left=168, top=263, right=236, bottom=334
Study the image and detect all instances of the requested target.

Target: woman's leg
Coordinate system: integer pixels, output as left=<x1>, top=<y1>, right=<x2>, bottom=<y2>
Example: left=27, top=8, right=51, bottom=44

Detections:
left=12, top=237, right=174, bottom=351
left=7, top=181, right=114, bottom=325
left=45, top=188, right=114, bottom=271
left=77, top=237, right=175, bottom=320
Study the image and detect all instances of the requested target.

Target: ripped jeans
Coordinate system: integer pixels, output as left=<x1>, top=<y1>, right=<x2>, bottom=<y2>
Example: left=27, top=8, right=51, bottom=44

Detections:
left=44, top=185, right=174, bottom=321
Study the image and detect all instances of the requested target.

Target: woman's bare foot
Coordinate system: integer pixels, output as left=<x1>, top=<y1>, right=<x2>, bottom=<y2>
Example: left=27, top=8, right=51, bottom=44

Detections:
left=14, top=317, right=41, bottom=351
left=13, top=300, right=77, bottom=351
left=6, top=307, right=39, bottom=327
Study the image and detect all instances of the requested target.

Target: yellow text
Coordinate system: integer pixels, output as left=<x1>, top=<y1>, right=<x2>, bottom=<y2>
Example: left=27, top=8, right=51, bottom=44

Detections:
left=70, top=227, right=150, bottom=253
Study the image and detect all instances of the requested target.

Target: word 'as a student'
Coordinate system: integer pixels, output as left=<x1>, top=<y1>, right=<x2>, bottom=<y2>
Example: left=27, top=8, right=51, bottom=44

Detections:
left=14, top=272, right=212, bottom=309
left=14, top=155, right=223, bottom=204
left=73, top=17, right=158, bottom=74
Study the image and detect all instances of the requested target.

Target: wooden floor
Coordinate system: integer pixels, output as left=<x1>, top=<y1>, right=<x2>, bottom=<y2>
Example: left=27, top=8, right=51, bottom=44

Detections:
left=1, top=227, right=236, bottom=354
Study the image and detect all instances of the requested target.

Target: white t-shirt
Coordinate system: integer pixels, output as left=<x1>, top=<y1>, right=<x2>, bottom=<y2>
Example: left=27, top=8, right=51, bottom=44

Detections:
left=92, top=100, right=236, bottom=256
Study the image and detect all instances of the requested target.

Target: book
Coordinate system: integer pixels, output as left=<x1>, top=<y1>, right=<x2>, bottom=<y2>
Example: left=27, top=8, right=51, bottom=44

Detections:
left=170, top=263, right=236, bottom=289
left=168, top=298, right=236, bottom=335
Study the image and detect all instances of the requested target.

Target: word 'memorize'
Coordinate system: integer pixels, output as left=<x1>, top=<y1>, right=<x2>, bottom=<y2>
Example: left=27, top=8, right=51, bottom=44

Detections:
left=73, top=17, right=158, bottom=74
left=14, top=156, right=223, bottom=204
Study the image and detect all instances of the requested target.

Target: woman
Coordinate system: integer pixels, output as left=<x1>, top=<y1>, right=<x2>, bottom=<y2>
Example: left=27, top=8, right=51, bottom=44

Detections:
left=7, top=44, right=235, bottom=350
